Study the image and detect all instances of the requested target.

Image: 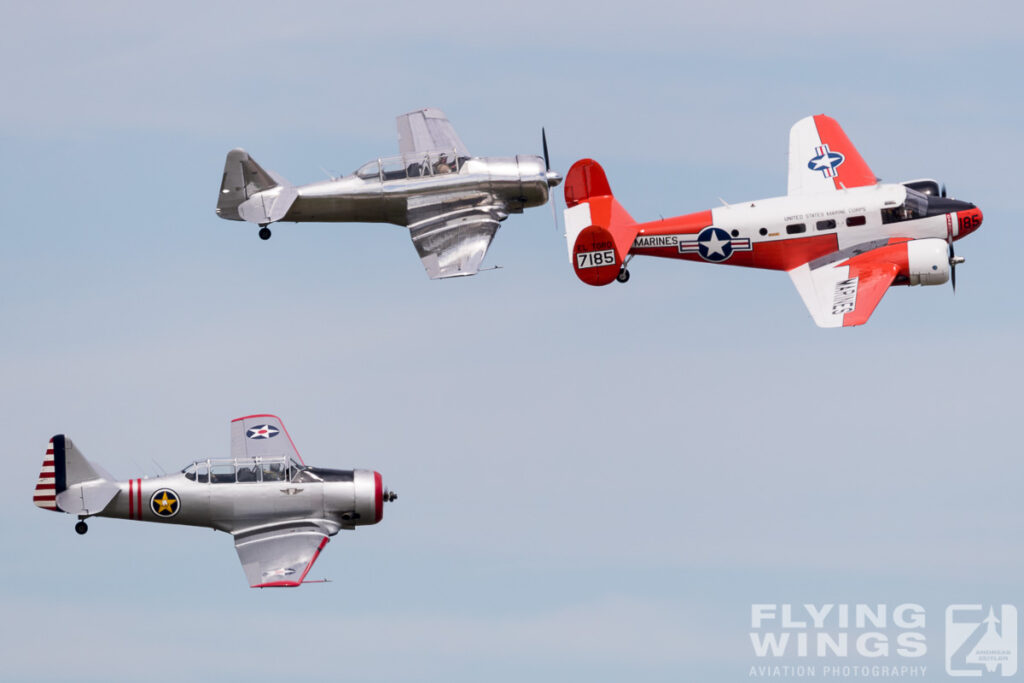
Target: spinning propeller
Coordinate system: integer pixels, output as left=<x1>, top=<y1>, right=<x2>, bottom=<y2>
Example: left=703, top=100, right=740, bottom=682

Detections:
left=948, top=241, right=965, bottom=292
left=542, top=128, right=563, bottom=231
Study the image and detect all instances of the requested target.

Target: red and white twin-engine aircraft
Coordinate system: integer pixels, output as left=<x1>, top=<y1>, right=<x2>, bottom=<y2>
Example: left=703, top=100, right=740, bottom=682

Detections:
left=564, top=115, right=983, bottom=327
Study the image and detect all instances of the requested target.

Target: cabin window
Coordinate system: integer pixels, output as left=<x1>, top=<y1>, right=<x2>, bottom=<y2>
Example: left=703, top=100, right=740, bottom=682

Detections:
left=355, top=160, right=380, bottom=180
left=262, top=461, right=287, bottom=482
left=210, top=464, right=235, bottom=484
left=881, top=188, right=928, bottom=224
left=846, top=215, right=866, bottom=227
left=816, top=219, right=836, bottom=231
left=381, top=157, right=407, bottom=182
left=786, top=223, right=806, bottom=235
left=236, top=460, right=259, bottom=483
left=196, top=462, right=209, bottom=483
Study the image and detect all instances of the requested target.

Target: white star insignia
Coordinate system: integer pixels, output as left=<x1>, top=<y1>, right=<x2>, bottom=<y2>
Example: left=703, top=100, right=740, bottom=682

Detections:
left=701, top=231, right=728, bottom=257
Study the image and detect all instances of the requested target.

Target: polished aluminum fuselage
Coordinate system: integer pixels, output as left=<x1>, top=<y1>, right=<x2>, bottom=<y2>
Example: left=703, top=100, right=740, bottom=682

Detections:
left=101, top=466, right=379, bottom=535
left=285, top=155, right=551, bottom=226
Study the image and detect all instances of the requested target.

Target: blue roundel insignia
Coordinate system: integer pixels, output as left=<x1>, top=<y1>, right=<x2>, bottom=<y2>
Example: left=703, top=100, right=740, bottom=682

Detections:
left=246, top=424, right=279, bottom=439
left=697, top=227, right=735, bottom=262
left=808, top=144, right=845, bottom=178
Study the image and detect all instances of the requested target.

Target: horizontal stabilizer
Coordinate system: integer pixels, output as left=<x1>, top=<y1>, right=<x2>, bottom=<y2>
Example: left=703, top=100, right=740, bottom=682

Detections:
left=237, top=185, right=299, bottom=225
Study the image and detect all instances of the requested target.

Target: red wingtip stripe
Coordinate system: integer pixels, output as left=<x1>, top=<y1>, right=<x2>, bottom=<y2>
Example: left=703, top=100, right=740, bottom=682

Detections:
left=251, top=537, right=331, bottom=588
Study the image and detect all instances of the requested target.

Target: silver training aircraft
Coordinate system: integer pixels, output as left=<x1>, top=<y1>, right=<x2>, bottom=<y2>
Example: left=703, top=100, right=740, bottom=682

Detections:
left=32, top=414, right=395, bottom=587
left=215, top=107, right=562, bottom=279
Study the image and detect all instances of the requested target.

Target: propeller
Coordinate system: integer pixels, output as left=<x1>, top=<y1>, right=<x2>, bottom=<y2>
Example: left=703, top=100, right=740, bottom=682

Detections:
left=542, top=127, right=563, bottom=232
left=948, top=241, right=965, bottom=292
left=941, top=183, right=947, bottom=198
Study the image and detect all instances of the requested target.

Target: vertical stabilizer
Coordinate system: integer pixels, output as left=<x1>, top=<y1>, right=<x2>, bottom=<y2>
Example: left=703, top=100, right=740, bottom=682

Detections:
left=33, top=435, right=119, bottom=516
left=33, top=436, right=66, bottom=511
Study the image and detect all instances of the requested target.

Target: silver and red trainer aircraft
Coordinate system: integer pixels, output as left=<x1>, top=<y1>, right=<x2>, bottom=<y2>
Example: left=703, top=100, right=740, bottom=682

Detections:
left=32, top=414, right=395, bottom=588
left=564, top=115, right=983, bottom=327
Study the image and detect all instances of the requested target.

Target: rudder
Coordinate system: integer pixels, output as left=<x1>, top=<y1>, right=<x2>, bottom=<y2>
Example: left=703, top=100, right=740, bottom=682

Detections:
left=33, top=436, right=65, bottom=511
left=563, top=159, right=639, bottom=286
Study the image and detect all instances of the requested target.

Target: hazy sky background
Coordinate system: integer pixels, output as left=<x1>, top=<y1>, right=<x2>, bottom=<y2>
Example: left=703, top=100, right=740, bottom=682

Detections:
left=2, top=2, right=1023, bottom=681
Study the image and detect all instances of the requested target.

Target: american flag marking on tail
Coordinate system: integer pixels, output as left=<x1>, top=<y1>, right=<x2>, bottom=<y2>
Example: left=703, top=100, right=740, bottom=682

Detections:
left=33, top=439, right=60, bottom=511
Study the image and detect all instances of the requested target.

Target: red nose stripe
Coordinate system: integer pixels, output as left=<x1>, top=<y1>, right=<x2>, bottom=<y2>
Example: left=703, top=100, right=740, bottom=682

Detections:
left=374, top=471, right=383, bottom=523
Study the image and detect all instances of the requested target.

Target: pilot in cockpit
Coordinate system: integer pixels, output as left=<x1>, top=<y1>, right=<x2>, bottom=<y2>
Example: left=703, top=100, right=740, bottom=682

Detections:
left=262, top=463, right=285, bottom=481
left=434, top=154, right=452, bottom=174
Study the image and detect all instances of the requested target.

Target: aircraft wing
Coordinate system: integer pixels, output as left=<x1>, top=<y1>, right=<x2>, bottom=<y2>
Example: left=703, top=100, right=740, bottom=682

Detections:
left=233, top=522, right=331, bottom=587
left=788, top=115, right=877, bottom=195
left=230, top=414, right=305, bottom=465
left=787, top=240, right=909, bottom=328
left=396, top=108, right=470, bottom=157
left=407, top=193, right=504, bottom=279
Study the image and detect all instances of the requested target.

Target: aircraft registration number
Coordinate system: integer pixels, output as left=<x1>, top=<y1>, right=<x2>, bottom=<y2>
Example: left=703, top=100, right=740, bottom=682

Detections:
left=576, top=249, right=616, bottom=269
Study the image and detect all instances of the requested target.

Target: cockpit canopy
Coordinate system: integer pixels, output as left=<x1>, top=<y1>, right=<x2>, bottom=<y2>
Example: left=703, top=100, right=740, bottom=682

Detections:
left=354, top=150, right=469, bottom=182
left=903, top=179, right=942, bottom=197
left=182, top=456, right=354, bottom=484
left=881, top=186, right=928, bottom=224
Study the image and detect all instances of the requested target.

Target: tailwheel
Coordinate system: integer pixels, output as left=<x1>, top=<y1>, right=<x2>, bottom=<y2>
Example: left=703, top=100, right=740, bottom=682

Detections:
left=258, top=226, right=272, bottom=241
left=75, top=520, right=88, bottom=535
left=616, top=268, right=630, bottom=284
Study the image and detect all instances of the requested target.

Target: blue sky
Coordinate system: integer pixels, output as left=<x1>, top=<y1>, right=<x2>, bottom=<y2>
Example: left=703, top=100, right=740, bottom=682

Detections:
left=2, top=2, right=1023, bottom=681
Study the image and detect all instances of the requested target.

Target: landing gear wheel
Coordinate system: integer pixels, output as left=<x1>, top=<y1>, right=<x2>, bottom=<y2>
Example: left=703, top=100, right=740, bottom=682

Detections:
left=616, top=268, right=630, bottom=283
left=75, top=521, right=88, bottom=535
left=258, top=226, right=272, bottom=241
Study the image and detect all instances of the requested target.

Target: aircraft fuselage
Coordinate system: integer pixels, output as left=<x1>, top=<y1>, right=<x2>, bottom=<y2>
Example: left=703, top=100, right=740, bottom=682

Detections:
left=624, top=183, right=982, bottom=272
left=279, top=155, right=552, bottom=227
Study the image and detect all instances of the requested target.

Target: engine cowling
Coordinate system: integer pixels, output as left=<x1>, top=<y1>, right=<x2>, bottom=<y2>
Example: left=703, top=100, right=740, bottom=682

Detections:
left=352, top=469, right=385, bottom=525
left=906, top=238, right=950, bottom=286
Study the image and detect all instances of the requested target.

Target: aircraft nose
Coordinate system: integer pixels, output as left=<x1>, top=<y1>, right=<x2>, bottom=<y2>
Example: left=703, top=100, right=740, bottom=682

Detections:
left=958, top=206, right=983, bottom=237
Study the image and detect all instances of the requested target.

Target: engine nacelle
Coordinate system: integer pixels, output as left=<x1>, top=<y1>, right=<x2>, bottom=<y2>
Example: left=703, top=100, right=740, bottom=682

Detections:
left=323, top=468, right=388, bottom=526
left=352, top=469, right=385, bottom=525
left=906, top=238, right=950, bottom=286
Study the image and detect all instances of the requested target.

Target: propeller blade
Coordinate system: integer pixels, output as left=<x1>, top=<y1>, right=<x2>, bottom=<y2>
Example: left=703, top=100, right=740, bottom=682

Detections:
left=941, top=183, right=947, bottom=198
left=949, top=242, right=957, bottom=293
left=542, top=127, right=551, bottom=171
left=550, top=192, right=559, bottom=233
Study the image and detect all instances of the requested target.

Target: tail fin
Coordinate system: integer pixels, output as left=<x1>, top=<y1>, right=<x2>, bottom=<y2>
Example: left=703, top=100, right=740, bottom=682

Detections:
left=215, top=149, right=297, bottom=224
left=33, top=436, right=64, bottom=511
left=33, top=435, right=118, bottom=515
left=563, top=159, right=639, bottom=286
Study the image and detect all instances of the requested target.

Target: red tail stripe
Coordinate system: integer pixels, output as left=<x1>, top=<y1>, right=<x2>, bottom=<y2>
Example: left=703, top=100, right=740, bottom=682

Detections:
left=35, top=483, right=56, bottom=490
left=42, top=460, right=54, bottom=467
